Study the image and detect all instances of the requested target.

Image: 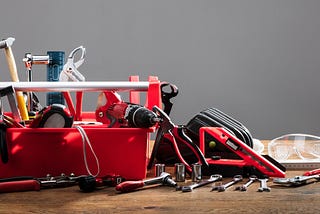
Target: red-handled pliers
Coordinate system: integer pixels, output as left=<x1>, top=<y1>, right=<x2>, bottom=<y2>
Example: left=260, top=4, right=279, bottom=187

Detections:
left=147, top=106, right=208, bottom=174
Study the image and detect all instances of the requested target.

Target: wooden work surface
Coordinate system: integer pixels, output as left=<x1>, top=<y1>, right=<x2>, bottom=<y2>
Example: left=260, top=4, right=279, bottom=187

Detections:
left=1, top=143, right=320, bottom=213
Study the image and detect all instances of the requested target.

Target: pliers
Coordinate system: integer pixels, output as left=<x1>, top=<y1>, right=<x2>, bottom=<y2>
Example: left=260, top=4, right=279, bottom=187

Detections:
left=59, top=46, right=86, bottom=121
left=148, top=106, right=208, bottom=174
left=59, top=46, right=86, bottom=82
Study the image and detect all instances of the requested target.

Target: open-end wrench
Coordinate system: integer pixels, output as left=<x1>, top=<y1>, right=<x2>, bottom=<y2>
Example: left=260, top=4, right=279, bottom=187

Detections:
left=258, top=178, right=271, bottom=192
left=212, top=175, right=243, bottom=192
left=179, top=174, right=222, bottom=192
left=235, top=175, right=258, bottom=191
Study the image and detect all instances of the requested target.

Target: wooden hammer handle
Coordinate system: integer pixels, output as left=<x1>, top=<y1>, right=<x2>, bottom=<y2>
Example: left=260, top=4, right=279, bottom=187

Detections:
left=4, top=47, right=29, bottom=121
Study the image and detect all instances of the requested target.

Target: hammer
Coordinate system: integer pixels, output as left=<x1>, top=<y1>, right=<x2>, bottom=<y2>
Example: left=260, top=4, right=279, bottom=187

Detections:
left=0, top=37, right=29, bottom=121
left=115, top=172, right=177, bottom=193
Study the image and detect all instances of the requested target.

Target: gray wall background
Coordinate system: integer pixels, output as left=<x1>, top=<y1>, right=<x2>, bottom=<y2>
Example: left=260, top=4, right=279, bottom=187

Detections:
left=1, top=0, right=320, bottom=140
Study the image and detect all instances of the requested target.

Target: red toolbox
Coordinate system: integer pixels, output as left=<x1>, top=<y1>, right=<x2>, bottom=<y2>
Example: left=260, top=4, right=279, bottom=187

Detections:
left=0, top=76, right=161, bottom=180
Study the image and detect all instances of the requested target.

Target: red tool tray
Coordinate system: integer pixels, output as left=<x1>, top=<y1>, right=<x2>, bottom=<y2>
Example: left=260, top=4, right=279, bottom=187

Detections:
left=0, top=76, right=161, bottom=180
left=2, top=126, right=154, bottom=180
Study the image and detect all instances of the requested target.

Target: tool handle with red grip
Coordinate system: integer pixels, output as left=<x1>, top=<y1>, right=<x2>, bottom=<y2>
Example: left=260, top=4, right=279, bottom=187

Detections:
left=115, top=180, right=144, bottom=192
left=0, top=179, right=41, bottom=193
left=303, top=168, right=320, bottom=176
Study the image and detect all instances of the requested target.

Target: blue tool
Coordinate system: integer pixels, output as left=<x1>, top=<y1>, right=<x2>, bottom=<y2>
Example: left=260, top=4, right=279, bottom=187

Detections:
left=47, top=51, right=65, bottom=105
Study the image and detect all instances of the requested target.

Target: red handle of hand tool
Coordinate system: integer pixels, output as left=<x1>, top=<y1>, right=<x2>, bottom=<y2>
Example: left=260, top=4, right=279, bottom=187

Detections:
left=303, top=168, right=320, bottom=176
left=75, top=91, right=83, bottom=121
left=63, top=92, right=76, bottom=118
left=0, top=179, right=41, bottom=193
left=115, top=180, right=144, bottom=192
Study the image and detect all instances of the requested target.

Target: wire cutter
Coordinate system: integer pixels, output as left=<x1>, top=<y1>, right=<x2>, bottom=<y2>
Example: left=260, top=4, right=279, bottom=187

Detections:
left=160, top=82, right=178, bottom=116
left=59, top=46, right=86, bottom=121
left=148, top=106, right=208, bottom=174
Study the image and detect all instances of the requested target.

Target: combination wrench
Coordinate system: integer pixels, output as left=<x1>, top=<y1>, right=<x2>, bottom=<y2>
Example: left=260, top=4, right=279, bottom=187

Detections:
left=212, top=175, right=243, bottom=192
left=258, top=178, right=271, bottom=192
left=179, top=174, right=222, bottom=192
left=235, top=175, right=258, bottom=191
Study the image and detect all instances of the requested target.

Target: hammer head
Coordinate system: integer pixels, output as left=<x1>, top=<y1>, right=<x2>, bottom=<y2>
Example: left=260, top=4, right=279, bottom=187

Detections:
left=0, top=37, right=15, bottom=49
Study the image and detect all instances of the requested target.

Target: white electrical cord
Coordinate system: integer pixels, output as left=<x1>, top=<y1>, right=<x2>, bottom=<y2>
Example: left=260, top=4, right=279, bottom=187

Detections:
left=75, top=126, right=100, bottom=177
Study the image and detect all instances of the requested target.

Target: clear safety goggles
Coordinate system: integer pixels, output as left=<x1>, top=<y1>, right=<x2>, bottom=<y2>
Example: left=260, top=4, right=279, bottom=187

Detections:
left=268, top=134, right=320, bottom=161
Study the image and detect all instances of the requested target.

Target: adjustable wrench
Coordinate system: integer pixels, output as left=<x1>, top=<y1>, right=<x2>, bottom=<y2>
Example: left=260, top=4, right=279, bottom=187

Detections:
left=212, top=175, right=243, bottom=192
left=180, top=174, right=222, bottom=192
left=258, top=178, right=271, bottom=192
left=273, top=174, right=320, bottom=187
left=235, top=175, right=258, bottom=191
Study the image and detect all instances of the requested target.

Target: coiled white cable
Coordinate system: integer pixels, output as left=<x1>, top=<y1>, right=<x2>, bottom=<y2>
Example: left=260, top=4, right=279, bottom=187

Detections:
left=75, top=126, right=100, bottom=177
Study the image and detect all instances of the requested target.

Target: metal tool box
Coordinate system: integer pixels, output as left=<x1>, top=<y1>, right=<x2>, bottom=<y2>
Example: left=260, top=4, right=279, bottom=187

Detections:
left=0, top=76, right=161, bottom=180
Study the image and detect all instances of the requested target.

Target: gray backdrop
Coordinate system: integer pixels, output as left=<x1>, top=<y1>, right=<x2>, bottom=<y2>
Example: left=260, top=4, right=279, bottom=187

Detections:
left=1, top=0, right=320, bottom=140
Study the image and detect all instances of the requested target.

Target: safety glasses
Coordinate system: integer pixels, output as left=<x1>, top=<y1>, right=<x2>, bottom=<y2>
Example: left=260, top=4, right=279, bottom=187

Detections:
left=268, top=134, right=320, bottom=161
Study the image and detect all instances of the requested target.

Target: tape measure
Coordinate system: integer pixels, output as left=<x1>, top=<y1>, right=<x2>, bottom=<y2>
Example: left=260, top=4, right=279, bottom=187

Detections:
left=280, top=160, right=320, bottom=170
left=29, top=104, right=73, bottom=128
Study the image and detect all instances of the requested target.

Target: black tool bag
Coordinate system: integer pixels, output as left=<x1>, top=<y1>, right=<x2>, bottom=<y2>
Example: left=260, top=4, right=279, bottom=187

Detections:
left=155, top=108, right=253, bottom=164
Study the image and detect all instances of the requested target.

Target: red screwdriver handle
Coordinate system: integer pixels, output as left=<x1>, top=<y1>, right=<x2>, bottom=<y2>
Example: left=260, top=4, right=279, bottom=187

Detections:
left=0, top=179, right=41, bottom=193
left=115, top=180, right=144, bottom=192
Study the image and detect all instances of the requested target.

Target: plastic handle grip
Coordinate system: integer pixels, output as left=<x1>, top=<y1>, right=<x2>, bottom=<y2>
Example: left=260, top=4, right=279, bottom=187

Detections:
left=0, top=179, right=41, bottom=193
left=303, top=168, right=320, bottom=176
left=115, top=180, right=144, bottom=192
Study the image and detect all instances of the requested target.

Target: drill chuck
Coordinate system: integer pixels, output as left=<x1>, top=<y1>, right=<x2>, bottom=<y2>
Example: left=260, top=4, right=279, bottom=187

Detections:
left=106, top=103, right=160, bottom=128
left=127, top=105, right=160, bottom=128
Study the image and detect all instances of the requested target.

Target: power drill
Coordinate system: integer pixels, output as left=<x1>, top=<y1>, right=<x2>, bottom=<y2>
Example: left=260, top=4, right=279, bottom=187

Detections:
left=105, top=102, right=160, bottom=128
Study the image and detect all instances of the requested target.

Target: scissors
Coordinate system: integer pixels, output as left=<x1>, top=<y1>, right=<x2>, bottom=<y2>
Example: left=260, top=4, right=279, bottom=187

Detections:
left=59, top=46, right=86, bottom=121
